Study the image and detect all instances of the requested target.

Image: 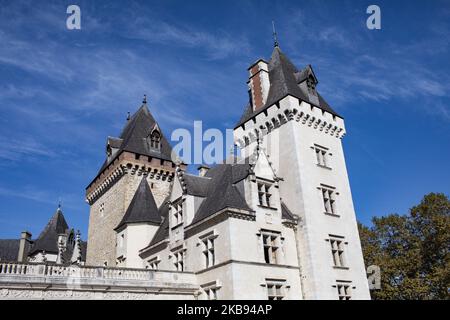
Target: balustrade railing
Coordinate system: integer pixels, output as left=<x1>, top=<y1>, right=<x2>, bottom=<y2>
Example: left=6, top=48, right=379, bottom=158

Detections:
left=0, top=262, right=157, bottom=281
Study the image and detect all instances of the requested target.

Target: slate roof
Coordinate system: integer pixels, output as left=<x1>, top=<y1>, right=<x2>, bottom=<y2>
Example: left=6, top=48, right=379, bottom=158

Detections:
left=0, top=239, right=20, bottom=262
left=281, top=202, right=296, bottom=221
left=115, top=177, right=162, bottom=230
left=90, top=103, right=174, bottom=186
left=29, top=207, right=69, bottom=255
left=182, top=174, right=210, bottom=197
left=147, top=201, right=170, bottom=247
left=145, top=163, right=253, bottom=249
left=235, top=46, right=341, bottom=128
left=190, top=163, right=252, bottom=224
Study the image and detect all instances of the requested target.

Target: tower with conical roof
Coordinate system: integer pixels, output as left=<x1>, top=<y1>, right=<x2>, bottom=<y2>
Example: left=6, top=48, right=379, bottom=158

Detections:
left=234, top=43, right=370, bottom=299
left=85, top=97, right=178, bottom=267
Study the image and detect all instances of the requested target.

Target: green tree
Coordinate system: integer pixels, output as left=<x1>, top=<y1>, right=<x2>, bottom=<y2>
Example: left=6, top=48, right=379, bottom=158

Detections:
left=359, top=193, right=450, bottom=300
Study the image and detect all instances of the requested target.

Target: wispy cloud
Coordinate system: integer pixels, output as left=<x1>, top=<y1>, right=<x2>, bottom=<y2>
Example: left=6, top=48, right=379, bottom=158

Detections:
left=0, top=136, right=56, bottom=162
left=280, top=7, right=450, bottom=120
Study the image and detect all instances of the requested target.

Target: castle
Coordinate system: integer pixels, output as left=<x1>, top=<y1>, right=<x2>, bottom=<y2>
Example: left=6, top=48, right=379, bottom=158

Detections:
left=0, top=43, right=370, bottom=300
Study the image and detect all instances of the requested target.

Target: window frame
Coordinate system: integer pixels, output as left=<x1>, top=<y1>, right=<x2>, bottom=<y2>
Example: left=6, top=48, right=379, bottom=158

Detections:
left=335, top=282, right=352, bottom=300
left=257, top=180, right=274, bottom=208
left=320, top=185, right=338, bottom=216
left=265, top=280, right=286, bottom=300
left=171, top=199, right=184, bottom=229
left=172, top=248, right=185, bottom=272
left=146, top=257, right=160, bottom=270
left=329, top=236, right=347, bottom=268
left=260, top=230, right=281, bottom=264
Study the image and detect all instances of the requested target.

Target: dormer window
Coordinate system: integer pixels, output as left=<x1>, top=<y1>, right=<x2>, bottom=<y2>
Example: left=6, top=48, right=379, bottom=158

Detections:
left=307, top=75, right=317, bottom=94
left=257, top=181, right=273, bottom=208
left=150, top=131, right=161, bottom=150
left=172, top=199, right=183, bottom=228
left=106, top=145, right=112, bottom=157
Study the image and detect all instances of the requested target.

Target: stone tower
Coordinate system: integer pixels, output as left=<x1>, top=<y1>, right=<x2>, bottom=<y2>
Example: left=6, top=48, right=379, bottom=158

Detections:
left=85, top=98, right=177, bottom=267
left=234, top=45, right=371, bottom=299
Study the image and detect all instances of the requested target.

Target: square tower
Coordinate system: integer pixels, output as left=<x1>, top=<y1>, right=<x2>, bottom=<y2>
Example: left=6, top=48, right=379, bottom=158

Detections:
left=85, top=98, right=178, bottom=267
left=234, top=46, right=370, bottom=299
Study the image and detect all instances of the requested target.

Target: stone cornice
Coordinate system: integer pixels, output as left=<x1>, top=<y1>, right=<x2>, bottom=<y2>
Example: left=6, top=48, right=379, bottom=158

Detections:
left=234, top=96, right=346, bottom=149
left=85, top=154, right=176, bottom=205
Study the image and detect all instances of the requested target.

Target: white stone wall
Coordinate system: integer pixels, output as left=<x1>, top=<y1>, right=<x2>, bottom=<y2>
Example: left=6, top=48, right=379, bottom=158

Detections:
left=234, top=95, right=370, bottom=300
left=87, top=164, right=173, bottom=267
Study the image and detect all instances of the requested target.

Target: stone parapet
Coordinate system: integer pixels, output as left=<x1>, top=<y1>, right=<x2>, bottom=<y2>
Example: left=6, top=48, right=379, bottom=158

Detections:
left=0, top=262, right=199, bottom=300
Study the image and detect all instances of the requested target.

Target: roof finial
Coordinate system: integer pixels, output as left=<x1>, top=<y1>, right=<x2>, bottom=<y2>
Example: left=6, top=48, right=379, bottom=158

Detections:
left=272, top=20, right=279, bottom=47
left=143, top=94, right=147, bottom=105
left=58, top=198, right=62, bottom=210
left=127, top=112, right=131, bottom=121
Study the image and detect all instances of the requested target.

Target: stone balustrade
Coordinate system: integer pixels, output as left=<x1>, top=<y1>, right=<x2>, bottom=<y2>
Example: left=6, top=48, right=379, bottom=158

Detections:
left=0, top=262, right=199, bottom=300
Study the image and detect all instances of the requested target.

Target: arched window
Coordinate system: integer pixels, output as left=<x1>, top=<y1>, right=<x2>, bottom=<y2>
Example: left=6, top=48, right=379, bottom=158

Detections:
left=150, top=131, right=161, bottom=150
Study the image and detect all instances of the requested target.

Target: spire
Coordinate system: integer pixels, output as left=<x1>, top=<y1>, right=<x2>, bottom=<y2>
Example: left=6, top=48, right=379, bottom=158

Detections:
left=70, top=230, right=82, bottom=265
left=272, top=21, right=279, bottom=47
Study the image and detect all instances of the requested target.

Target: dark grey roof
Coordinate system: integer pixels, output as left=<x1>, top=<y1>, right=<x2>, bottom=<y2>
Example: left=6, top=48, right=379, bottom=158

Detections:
left=281, top=202, right=296, bottom=221
left=89, top=103, right=174, bottom=186
left=0, top=239, right=20, bottom=262
left=145, top=164, right=252, bottom=248
left=29, top=208, right=69, bottom=255
left=235, top=46, right=341, bottom=128
left=147, top=201, right=170, bottom=247
left=191, top=163, right=252, bottom=225
left=107, top=137, right=123, bottom=149
left=115, top=177, right=162, bottom=230
left=183, top=174, right=210, bottom=197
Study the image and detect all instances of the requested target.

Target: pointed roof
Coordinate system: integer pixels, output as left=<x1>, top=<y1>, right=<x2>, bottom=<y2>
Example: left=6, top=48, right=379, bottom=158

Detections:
left=29, top=207, right=69, bottom=255
left=147, top=200, right=170, bottom=247
left=191, top=164, right=252, bottom=224
left=90, top=102, right=174, bottom=186
left=235, top=46, right=341, bottom=128
left=144, top=163, right=252, bottom=249
left=115, top=177, right=162, bottom=230
left=118, top=104, right=172, bottom=160
left=0, top=239, right=20, bottom=262
left=281, top=202, right=296, bottom=221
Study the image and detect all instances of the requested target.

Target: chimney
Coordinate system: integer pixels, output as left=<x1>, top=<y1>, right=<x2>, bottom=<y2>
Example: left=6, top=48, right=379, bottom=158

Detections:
left=18, top=231, right=32, bottom=263
left=248, top=59, right=270, bottom=111
left=198, top=165, right=210, bottom=177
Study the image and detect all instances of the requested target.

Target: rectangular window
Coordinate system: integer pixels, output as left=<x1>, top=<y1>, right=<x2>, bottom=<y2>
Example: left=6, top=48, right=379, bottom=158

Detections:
left=266, top=280, right=285, bottom=300
left=147, top=258, right=160, bottom=270
left=321, top=187, right=337, bottom=215
left=314, top=145, right=329, bottom=168
left=99, top=202, right=105, bottom=217
left=173, top=250, right=185, bottom=272
left=172, top=200, right=183, bottom=227
left=204, top=287, right=218, bottom=300
left=330, top=238, right=346, bottom=267
left=257, top=182, right=272, bottom=207
left=336, top=282, right=351, bottom=300
left=262, top=231, right=279, bottom=264
left=202, top=237, right=215, bottom=268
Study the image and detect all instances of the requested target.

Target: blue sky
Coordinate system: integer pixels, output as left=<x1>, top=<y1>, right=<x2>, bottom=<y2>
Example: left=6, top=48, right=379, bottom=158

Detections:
left=0, top=0, right=449, bottom=239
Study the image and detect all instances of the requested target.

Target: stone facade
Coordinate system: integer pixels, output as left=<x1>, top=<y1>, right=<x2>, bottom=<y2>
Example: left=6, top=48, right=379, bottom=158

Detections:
left=234, top=95, right=370, bottom=299
left=86, top=153, right=175, bottom=267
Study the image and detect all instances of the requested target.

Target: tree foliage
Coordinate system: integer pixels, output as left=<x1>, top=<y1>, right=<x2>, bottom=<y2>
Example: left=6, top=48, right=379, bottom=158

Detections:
left=359, top=193, right=450, bottom=299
